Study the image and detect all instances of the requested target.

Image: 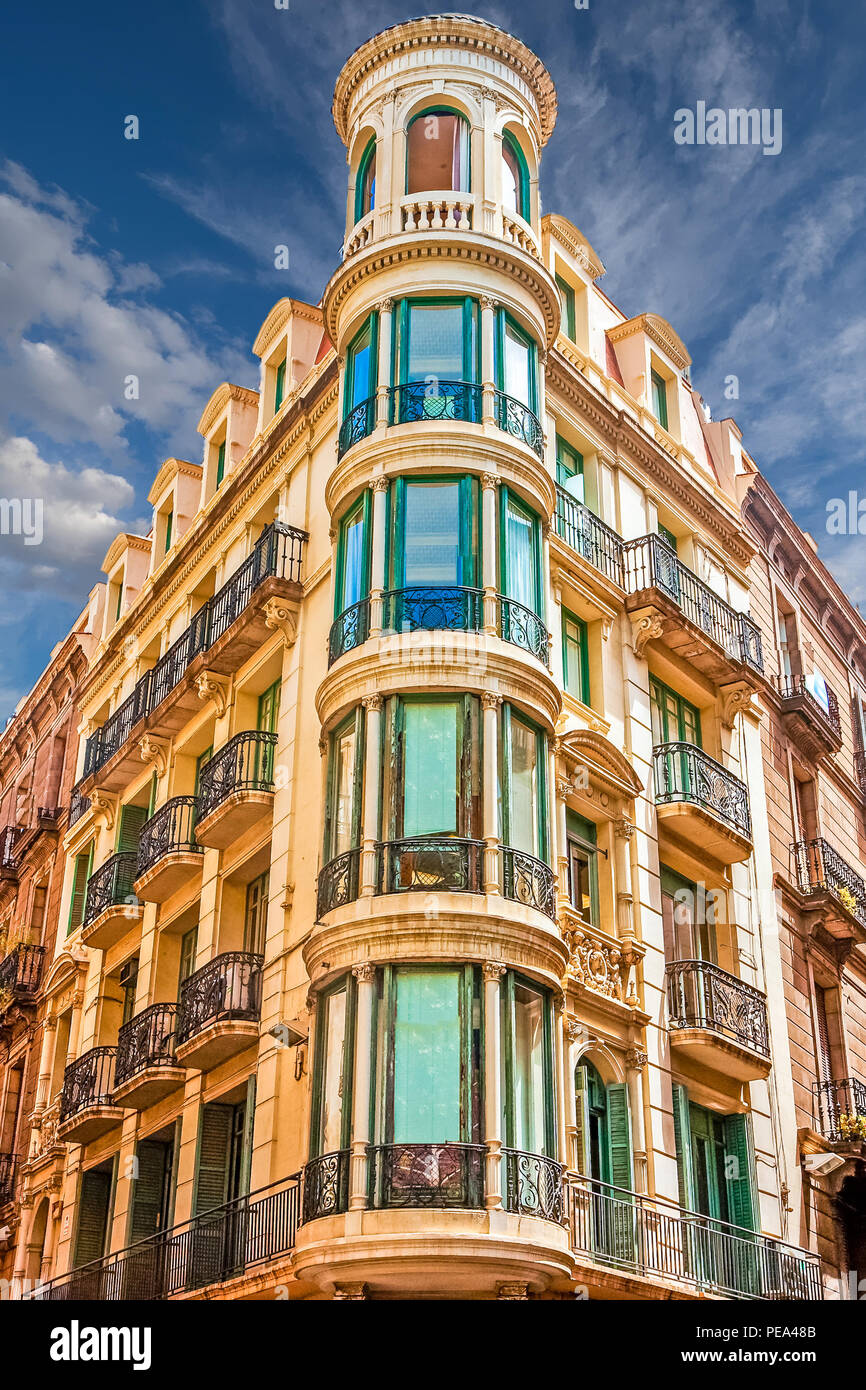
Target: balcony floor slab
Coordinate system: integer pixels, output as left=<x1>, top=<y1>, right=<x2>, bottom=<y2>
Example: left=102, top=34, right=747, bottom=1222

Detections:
left=175, top=1019, right=259, bottom=1071
left=194, top=792, right=273, bottom=850
left=81, top=905, right=145, bottom=952
left=112, top=1066, right=187, bottom=1110
left=134, top=853, right=203, bottom=904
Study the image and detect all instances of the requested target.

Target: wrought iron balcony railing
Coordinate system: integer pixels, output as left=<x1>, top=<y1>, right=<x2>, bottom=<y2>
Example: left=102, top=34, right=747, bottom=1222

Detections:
left=554, top=486, right=626, bottom=587
left=377, top=837, right=484, bottom=895
left=197, top=730, right=276, bottom=821
left=500, top=845, right=557, bottom=919
left=60, top=1046, right=117, bottom=1123
left=368, top=1142, right=486, bottom=1210
left=503, top=1148, right=564, bottom=1222
left=328, top=597, right=370, bottom=667
left=83, top=522, right=306, bottom=778
left=792, top=837, right=866, bottom=929
left=497, top=595, right=550, bottom=666
left=337, top=395, right=377, bottom=458
left=301, top=1150, right=350, bottom=1223
left=28, top=1173, right=300, bottom=1301
left=388, top=379, right=482, bottom=426
left=812, top=1077, right=866, bottom=1144
left=137, top=796, right=201, bottom=878
left=381, top=584, right=484, bottom=635
left=653, top=743, right=752, bottom=840
left=82, top=852, right=139, bottom=929
left=0, top=1152, right=14, bottom=1204
left=622, top=532, right=764, bottom=672
left=0, top=942, right=45, bottom=998
left=856, top=750, right=866, bottom=798
left=176, top=951, right=263, bottom=1048
left=0, top=825, right=23, bottom=870
left=316, top=848, right=361, bottom=919
left=778, top=674, right=842, bottom=739
left=568, top=1174, right=822, bottom=1300
left=493, top=389, right=545, bottom=457
left=115, top=1003, right=180, bottom=1088
left=68, top=785, right=91, bottom=826
left=666, top=960, right=770, bottom=1056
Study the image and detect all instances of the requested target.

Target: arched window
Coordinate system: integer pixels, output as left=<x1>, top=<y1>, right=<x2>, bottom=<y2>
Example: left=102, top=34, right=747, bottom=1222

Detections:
left=501, top=131, right=530, bottom=220
left=355, top=139, right=376, bottom=223
left=406, top=108, right=470, bottom=194
left=575, top=1060, right=633, bottom=1190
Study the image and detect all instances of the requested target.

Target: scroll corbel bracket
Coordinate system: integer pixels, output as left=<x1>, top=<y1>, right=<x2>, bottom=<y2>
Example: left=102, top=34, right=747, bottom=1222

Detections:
left=262, top=597, right=299, bottom=646
left=138, top=734, right=168, bottom=777
left=194, top=671, right=230, bottom=718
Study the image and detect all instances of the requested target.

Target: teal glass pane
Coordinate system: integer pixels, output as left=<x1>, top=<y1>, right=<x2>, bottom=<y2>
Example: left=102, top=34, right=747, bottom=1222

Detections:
left=333, top=727, right=357, bottom=855
left=407, top=304, right=464, bottom=383
left=404, top=481, right=460, bottom=585
left=320, top=988, right=347, bottom=1153
left=393, top=970, right=461, bottom=1142
left=503, top=321, right=531, bottom=405
left=513, top=982, right=546, bottom=1153
left=349, top=327, right=372, bottom=409
left=341, top=512, right=364, bottom=609
left=403, top=702, right=457, bottom=836
left=510, top=717, right=539, bottom=855
left=506, top=500, right=536, bottom=610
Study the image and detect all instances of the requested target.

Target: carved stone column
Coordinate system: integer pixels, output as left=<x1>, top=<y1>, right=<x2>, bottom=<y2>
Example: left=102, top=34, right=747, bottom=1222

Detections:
left=626, top=1046, right=648, bottom=1193
left=348, top=964, right=377, bottom=1211
left=483, top=960, right=506, bottom=1209
left=613, top=815, right=635, bottom=942
left=565, top=1019, right=584, bottom=1171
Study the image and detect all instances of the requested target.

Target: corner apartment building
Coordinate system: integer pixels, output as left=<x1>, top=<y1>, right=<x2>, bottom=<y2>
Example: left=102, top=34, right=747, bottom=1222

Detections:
left=9, top=14, right=827, bottom=1301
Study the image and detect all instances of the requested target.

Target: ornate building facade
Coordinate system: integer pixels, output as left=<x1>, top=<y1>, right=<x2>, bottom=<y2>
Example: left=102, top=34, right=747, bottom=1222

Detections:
left=0, top=14, right=848, bottom=1300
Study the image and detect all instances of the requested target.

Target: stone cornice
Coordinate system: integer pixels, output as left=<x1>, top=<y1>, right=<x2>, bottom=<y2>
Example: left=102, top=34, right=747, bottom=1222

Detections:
left=607, top=312, right=691, bottom=372
left=0, top=631, right=88, bottom=784
left=101, top=532, right=151, bottom=576
left=252, top=297, right=323, bottom=361
left=147, top=456, right=201, bottom=507
left=196, top=382, right=260, bottom=440
left=542, top=214, right=605, bottom=281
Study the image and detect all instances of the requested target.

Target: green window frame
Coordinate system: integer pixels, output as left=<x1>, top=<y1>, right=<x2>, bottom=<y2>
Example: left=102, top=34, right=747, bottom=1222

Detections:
left=574, top=1060, right=633, bottom=1189
left=500, top=703, right=548, bottom=862
left=178, top=925, right=198, bottom=988
left=555, top=435, right=584, bottom=495
left=354, top=138, right=376, bottom=223
left=562, top=608, right=590, bottom=705
left=310, top=974, right=357, bottom=1158
left=501, top=971, right=556, bottom=1158
left=393, top=296, right=479, bottom=388
left=244, top=871, right=269, bottom=956
left=67, top=844, right=94, bottom=934
left=257, top=680, right=281, bottom=735
left=114, top=580, right=124, bottom=624
left=73, top=1159, right=117, bottom=1268
left=657, top=521, right=678, bottom=553
left=502, top=130, right=530, bottom=220
left=343, top=312, right=378, bottom=418
left=649, top=676, right=701, bottom=747
left=115, top=803, right=147, bottom=855
left=388, top=474, right=479, bottom=590
left=324, top=708, right=365, bottom=862
left=673, top=1085, right=758, bottom=1232
left=164, top=508, right=173, bottom=555
left=274, top=357, right=287, bottom=413
left=494, top=309, right=538, bottom=412
left=126, top=1136, right=175, bottom=1247
left=555, top=273, right=576, bottom=341
left=194, top=746, right=213, bottom=797
left=661, top=864, right=716, bottom=963
left=566, top=811, right=598, bottom=926
left=334, top=491, right=371, bottom=619
left=651, top=369, right=669, bottom=430
left=215, top=439, right=226, bottom=488
left=382, top=694, right=481, bottom=841
left=499, top=487, right=543, bottom=618
left=120, top=956, right=139, bottom=1027
left=405, top=106, right=470, bottom=195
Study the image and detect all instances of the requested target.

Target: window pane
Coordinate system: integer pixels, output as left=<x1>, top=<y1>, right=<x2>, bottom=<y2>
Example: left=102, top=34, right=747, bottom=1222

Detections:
left=334, top=728, right=357, bottom=855
left=393, top=970, right=461, bottom=1142
left=513, top=982, right=546, bottom=1153
left=406, top=112, right=468, bottom=193
left=502, top=141, right=520, bottom=215
left=503, top=322, right=531, bottom=404
left=563, top=613, right=587, bottom=701
left=359, top=149, right=376, bottom=217
left=510, top=717, right=539, bottom=855
left=403, top=702, right=458, bottom=837
left=404, top=481, right=460, bottom=585
left=348, top=325, right=372, bottom=409
left=321, top=989, right=347, bottom=1153
left=407, top=303, right=464, bottom=383
left=341, top=512, right=364, bottom=609
left=506, top=500, right=536, bottom=610
left=569, top=844, right=593, bottom=922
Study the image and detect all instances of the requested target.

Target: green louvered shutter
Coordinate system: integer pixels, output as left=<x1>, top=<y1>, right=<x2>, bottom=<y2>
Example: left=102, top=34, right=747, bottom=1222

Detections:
left=606, top=1084, right=634, bottom=1191
left=193, top=1104, right=232, bottom=1215
left=128, top=1140, right=169, bottom=1244
left=74, top=1167, right=112, bottom=1266
left=68, top=846, right=93, bottom=934
left=724, top=1114, right=758, bottom=1232
left=574, top=1065, right=590, bottom=1175
left=116, top=804, right=148, bottom=855
left=672, top=1083, right=695, bottom=1209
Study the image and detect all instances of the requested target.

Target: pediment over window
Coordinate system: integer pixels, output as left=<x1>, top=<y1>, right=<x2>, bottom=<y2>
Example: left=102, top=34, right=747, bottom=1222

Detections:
left=558, top=728, right=643, bottom=800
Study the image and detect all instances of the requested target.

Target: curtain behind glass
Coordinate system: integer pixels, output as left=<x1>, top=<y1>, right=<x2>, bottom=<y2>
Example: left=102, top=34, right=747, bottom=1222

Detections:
left=334, top=728, right=356, bottom=855
left=509, top=717, right=538, bottom=855
left=349, top=328, right=372, bottom=409
left=341, top=514, right=364, bottom=610
left=393, top=970, right=461, bottom=1142
left=404, top=481, right=460, bottom=585
left=403, top=702, right=458, bottom=837
left=503, top=322, right=531, bottom=405
left=320, top=989, right=347, bottom=1153
left=513, top=983, right=545, bottom=1152
left=506, top=500, right=535, bottom=610
left=406, top=113, right=468, bottom=193
left=407, top=303, right=464, bottom=383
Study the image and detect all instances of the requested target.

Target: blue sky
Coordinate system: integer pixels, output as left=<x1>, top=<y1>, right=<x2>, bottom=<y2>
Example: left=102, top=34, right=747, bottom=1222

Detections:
left=0, top=0, right=864, bottom=715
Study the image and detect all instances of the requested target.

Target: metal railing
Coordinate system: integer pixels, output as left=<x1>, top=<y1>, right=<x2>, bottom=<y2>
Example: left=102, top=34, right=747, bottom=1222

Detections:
left=68, top=785, right=91, bottom=826
left=0, top=1152, right=14, bottom=1204
left=812, top=1077, right=866, bottom=1143
left=328, top=597, right=370, bottom=666
left=137, top=796, right=201, bottom=877
left=503, top=1148, right=564, bottom=1222
left=176, top=951, right=263, bottom=1048
left=301, top=1150, right=350, bottom=1223
left=653, top=743, right=752, bottom=839
left=500, top=845, right=557, bottom=919
left=83, top=851, right=139, bottom=928
left=115, top=1003, right=180, bottom=1088
left=381, top=584, right=484, bottom=635
left=197, top=730, right=276, bottom=821
left=28, top=1173, right=301, bottom=1301
left=337, top=395, right=377, bottom=458
left=388, top=379, right=482, bottom=426
left=316, top=847, right=361, bottom=919
left=83, top=522, right=306, bottom=777
left=59, top=1046, right=117, bottom=1123
left=377, top=837, right=484, bottom=895
left=622, top=533, right=764, bottom=672
left=792, top=837, right=866, bottom=928
left=554, top=486, right=626, bottom=587
left=569, top=1174, right=822, bottom=1300
left=368, top=1142, right=486, bottom=1210
left=497, top=594, right=550, bottom=666
left=0, top=825, right=23, bottom=870
left=0, top=942, right=45, bottom=998
left=778, top=674, right=842, bottom=739
left=666, top=960, right=770, bottom=1056
left=856, top=750, right=866, bottom=798
left=493, top=390, right=545, bottom=457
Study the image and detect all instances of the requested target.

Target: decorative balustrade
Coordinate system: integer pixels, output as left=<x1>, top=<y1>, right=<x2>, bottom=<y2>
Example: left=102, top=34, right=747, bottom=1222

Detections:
left=368, top=1142, right=486, bottom=1210
left=554, top=485, right=626, bottom=587
left=622, top=533, right=764, bottom=672
left=400, top=194, right=474, bottom=232
left=778, top=674, right=842, bottom=739
left=137, top=796, right=200, bottom=878
left=343, top=208, right=376, bottom=257
left=0, top=1152, right=14, bottom=1204
left=68, top=785, right=91, bottom=826
left=316, top=848, right=361, bottom=919
left=569, top=1175, right=822, bottom=1300
left=0, top=942, right=45, bottom=998
left=388, top=379, right=482, bottom=426
left=500, top=846, right=557, bottom=919
left=29, top=1173, right=300, bottom=1301
left=493, top=389, right=545, bottom=457
left=666, top=960, right=769, bottom=1056
left=377, top=837, right=484, bottom=895
left=337, top=394, right=377, bottom=458
left=497, top=595, right=550, bottom=666
left=792, top=837, right=866, bottom=928
left=502, top=1148, right=564, bottom=1222
left=381, top=585, right=484, bottom=636
left=83, top=523, right=306, bottom=778
left=60, top=1046, right=117, bottom=1122
left=176, top=951, right=263, bottom=1047
left=328, top=597, right=370, bottom=667
left=115, top=1003, right=180, bottom=1088
left=812, top=1077, right=866, bottom=1144
left=197, top=731, right=276, bottom=821
left=83, top=852, right=139, bottom=928
left=652, top=743, right=752, bottom=840
left=301, top=1150, right=350, bottom=1224
left=500, top=210, right=540, bottom=257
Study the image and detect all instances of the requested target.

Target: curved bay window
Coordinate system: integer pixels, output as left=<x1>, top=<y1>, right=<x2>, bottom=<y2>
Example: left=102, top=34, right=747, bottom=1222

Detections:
left=494, top=310, right=543, bottom=456
left=338, top=312, right=378, bottom=456
left=501, top=130, right=530, bottom=221
left=500, top=705, right=555, bottom=917
left=354, top=138, right=376, bottom=223
left=406, top=107, right=470, bottom=194
left=370, top=964, right=484, bottom=1209
left=317, top=710, right=364, bottom=917
left=391, top=297, right=480, bottom=424
left=501, top=973, right=561, bottom=1220
left=384, top=474, right=481, bottom=634
left=379, top=694, right=482, bottom=894
left=304, top=976, right=356, bottom=1221
left=329, top=494, right=371, bottom=663
left=498, top=489, right=548, bottom=664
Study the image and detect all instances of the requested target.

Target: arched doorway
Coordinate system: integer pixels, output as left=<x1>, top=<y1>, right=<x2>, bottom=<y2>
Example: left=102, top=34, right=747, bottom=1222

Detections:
left=574, top=1059, right=635, bottom=1262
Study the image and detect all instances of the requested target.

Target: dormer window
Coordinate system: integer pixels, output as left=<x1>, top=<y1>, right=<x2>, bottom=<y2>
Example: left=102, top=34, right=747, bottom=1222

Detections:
left=501, top=131, right=529, bottom=220
left=651, top=369, right=669, bottom=430
left=355, top=139, right=376, bottom=222
left=406, top=108, right=469, bottom=194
